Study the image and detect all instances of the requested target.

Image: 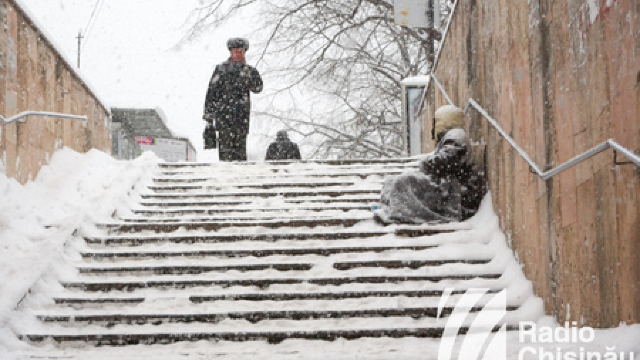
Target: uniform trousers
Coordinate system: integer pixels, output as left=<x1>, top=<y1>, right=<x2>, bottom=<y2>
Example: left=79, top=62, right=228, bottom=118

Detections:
left=218, top=129, right=247, bottom=161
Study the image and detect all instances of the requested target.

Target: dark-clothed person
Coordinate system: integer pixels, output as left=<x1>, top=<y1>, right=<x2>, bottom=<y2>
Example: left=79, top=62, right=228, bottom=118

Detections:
left=203, top=37, right=263, bottom=161
left=373, top=105, right=486, bottom=225
left=265, top=131, right=301, bottom=160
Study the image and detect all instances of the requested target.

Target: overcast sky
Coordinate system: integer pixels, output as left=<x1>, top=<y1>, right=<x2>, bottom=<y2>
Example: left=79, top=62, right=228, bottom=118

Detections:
left=18, top=0, right=260, bottom=161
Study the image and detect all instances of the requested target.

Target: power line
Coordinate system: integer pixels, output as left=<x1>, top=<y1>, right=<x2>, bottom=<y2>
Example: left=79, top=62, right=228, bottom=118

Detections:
left=82, top=0, right=105, bottom=51
left=82, top=0, right=100, bottom=33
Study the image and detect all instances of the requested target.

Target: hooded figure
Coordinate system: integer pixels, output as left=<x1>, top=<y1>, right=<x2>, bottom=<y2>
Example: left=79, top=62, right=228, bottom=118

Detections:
left=265, top=130, right=302, bottom=160
left=203, top=37, right=263, bottom=161
left=373, top=105, right=486, bottom=225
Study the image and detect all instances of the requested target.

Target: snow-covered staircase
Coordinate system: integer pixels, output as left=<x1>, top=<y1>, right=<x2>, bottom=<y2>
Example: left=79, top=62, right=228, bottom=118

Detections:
left=12, top=159, right=542, bottom=356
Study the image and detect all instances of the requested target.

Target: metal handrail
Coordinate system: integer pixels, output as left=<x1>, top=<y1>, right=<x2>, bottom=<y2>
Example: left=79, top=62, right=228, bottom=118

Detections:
left=431, top=0, right=460, bottom=76
left=1, top=111, right=87, bottom=125
left=416, top=0, right=460, bottom=116
left=425, top=0, right=638, bottom=178
left=430, top=73, right=639, bottom=180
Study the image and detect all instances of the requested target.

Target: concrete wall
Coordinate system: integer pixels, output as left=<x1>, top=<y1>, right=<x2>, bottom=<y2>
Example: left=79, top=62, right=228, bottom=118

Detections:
left=423, top=0, right=639, bottom=327
left=0, top=0, right=111, bottom=184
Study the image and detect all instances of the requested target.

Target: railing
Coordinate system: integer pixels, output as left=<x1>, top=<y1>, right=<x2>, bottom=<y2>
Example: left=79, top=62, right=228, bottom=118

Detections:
left=432, top=0, right=460, bottom=77
left=429, top=73, right=640, bottom=180
left=416, top=0, right=459, bottom=117
left=424, top=0, right=639, bottom=177
left=1, top=111, right=87, bottom=125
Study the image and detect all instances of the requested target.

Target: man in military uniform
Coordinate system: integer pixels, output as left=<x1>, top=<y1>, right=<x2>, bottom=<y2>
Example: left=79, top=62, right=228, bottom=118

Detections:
left=203, top=38, right=263, bottom=161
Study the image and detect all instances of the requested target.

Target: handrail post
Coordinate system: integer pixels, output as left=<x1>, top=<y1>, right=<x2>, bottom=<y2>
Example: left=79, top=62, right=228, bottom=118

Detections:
left=609, top=140, right=640, bottom=167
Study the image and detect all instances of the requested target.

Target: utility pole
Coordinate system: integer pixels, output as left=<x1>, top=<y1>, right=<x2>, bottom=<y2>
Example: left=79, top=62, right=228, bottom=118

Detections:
left=425, top=0, right=442, bottom=65
left=425, top=1, right=435, bottom=64
left=76, top=31, right=83, bottom=68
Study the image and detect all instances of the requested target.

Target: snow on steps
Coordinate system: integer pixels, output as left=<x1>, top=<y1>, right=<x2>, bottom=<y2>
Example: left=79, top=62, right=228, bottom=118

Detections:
left=13, top=158, right=542, bottom=352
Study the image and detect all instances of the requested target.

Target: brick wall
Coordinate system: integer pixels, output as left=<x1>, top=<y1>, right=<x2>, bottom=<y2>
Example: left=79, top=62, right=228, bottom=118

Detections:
left=0, top=0, right=111, bottom=184
left=423, top=0, right=639, bottom=327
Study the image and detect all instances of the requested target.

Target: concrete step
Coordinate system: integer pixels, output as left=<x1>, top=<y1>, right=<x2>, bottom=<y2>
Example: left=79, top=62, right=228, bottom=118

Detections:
left=158, top=158, right=418, bottom=169
left=84, top=227, right=458, bottom=246
left=50, top=285, right=524, bottom=310
left=147, top=180, right=365, bottom=192
left=130, top=204, right=371, bottom=216
left=117, top=212, right=370, bottom=223
left=54, top=297, right=145, bottom=306
left=75, top=257, right=491, bottom=275
left=50, top=287, right=506, bottom=308
left=36, top=305, right=520, bottom=326
left=80, top=245, right=440, bottom=261
left=96, top=216, right=372, bottom=234
left=37, top=290, right=533, bottom=316
left=139, top=195, right=380, bottom=207
left=139, top=188, right=381, bottom=200
left=153, top=167, right=413, bottom=181
left=20, top=325, right=518, bottom=346
left=77, top=263, right=314, bottom=275
left=332, top=259, right=492, bottom=270
left=189, top=288, right=501, bottom=303
left=152, top=170, right=406, bottom=184
left=83, top=231, right=390, bottom=246
left=61, top=274, right=502, bottom=292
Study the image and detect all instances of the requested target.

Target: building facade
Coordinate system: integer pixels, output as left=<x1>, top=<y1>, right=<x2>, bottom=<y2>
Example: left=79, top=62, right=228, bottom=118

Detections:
left=111, top=108, right=196, bottom=162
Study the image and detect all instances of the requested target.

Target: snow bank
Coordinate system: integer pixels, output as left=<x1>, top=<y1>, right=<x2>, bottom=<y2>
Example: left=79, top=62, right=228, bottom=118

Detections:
left=0, top=148, right=159, bottom=353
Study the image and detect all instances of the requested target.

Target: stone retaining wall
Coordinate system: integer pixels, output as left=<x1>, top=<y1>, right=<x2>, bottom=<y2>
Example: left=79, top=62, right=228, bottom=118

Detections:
left=0, top=0, right=111, bottom=183
left=423, top=0, right=639, bottom=327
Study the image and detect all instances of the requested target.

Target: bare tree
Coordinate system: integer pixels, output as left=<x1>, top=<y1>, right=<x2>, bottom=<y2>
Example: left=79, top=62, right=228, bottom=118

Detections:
left=184, top=0, right=442, bottom=159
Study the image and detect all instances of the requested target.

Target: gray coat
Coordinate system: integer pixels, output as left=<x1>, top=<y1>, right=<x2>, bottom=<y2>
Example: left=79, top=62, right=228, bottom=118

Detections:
left=375, top=129, right=485, bottom=224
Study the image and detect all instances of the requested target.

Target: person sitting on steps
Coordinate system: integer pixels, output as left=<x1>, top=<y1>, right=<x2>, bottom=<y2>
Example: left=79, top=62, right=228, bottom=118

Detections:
left=373, top=105, right=486, bottom=225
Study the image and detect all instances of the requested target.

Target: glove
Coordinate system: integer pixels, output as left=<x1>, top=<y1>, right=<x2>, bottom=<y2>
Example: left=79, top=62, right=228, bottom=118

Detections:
left=203, top=122, right=217, bottom=149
